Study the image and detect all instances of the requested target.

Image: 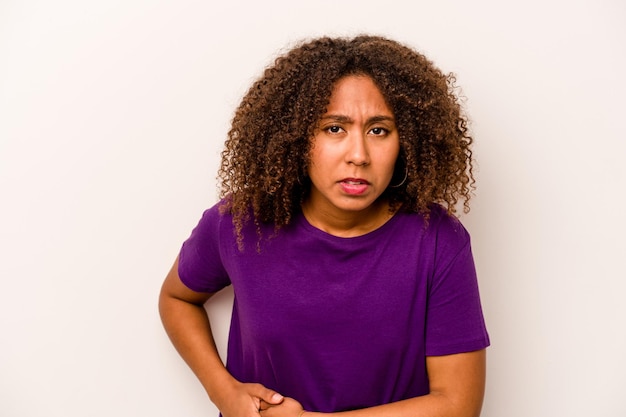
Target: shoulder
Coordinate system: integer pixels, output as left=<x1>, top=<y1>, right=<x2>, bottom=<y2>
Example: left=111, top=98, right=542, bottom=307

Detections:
left=423, top=205, right=474, bottom=274
left=428, top=204, right=470, bottom=242
left=192, top=198, right=239, bottom=231
left=181, top=199, right=236, bottom=250
left=189, top=199, right=282, bottom=253
left=395, top=205, right=472, bottom=266
left=395, top=204, right=469, bottom=242
left=178, top=201, right=235, bottom=292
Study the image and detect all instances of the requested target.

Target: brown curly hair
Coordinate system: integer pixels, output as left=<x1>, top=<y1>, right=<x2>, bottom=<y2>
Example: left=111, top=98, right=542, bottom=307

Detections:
left=218, top=35, right=474, bottom=244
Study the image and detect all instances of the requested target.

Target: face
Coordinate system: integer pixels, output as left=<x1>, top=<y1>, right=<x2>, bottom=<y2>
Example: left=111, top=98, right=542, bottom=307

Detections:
left=306, top=75, right=400, bottom=221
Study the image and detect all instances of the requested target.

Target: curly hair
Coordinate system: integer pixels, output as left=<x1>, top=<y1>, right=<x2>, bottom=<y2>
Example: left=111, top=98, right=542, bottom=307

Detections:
left=218, top=35, right=474, bottom=245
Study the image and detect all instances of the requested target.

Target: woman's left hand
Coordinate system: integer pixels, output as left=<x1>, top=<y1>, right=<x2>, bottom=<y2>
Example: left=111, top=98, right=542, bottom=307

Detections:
left=259, top=397, right=304, bottom=417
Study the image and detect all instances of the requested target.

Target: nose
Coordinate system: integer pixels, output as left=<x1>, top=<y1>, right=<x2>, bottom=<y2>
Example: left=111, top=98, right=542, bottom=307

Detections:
left=346, top=132, right=370, bottom=166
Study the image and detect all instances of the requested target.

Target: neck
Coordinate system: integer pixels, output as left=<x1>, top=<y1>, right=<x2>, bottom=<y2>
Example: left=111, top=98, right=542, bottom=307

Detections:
left=301, top=199, right=396, bottom=238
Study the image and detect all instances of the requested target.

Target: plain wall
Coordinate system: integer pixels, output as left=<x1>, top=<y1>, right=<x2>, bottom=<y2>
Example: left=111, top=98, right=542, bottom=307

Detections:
left=1, top=1, right=624, bottom=416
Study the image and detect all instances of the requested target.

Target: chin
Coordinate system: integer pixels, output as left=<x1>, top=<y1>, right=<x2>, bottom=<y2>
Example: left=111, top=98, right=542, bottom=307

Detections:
left=336, top=198, right=381, bottom=213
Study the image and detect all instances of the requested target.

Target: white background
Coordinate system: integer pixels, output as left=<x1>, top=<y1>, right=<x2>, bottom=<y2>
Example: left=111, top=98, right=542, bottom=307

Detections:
left=1, top=1, right=625, bottom=416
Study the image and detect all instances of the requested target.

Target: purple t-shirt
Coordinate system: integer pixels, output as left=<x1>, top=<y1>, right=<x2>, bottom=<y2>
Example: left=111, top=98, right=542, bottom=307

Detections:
left=178, top=201, right=489, bottom=412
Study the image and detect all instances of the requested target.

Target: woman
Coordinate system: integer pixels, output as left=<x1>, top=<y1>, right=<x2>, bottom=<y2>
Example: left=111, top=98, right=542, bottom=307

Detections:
left=159, top=35, right=490, bottom=417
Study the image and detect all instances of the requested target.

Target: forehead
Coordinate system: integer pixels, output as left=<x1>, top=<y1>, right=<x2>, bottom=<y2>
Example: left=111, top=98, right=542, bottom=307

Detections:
left=324, top=75, right=393, bottom=116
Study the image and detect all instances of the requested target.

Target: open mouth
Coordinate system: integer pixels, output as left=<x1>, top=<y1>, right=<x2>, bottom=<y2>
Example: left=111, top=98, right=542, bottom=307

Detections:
left=340, top=179, right=370, bottom=195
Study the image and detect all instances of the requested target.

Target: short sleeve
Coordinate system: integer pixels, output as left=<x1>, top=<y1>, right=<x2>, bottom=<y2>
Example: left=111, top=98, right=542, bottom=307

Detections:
left=177, top=203, right=232, bottom=293
left=425, top=213, right=490, bottom=356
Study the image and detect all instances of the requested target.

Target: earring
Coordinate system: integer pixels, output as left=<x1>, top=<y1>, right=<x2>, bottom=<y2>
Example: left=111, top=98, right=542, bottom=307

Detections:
left=390, top=165, right=408, bottom=188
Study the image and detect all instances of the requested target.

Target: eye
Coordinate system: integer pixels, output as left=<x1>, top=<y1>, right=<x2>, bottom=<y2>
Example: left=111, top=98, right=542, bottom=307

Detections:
left=326, top=125, right=344, bottom=134
left=369, top=127, right=388, bottom=136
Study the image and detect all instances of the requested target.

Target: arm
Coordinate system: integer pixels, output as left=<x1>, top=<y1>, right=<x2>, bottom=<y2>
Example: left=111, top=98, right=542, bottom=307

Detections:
left=159, top=256, right=284, bottom=417
left=262, top=349, right=486, bottom=417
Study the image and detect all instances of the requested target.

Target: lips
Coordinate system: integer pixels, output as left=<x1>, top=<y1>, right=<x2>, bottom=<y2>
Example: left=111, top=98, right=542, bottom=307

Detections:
left=339, top=178, right=370, bottom=195
left=341, top=178, right=370, bottom=185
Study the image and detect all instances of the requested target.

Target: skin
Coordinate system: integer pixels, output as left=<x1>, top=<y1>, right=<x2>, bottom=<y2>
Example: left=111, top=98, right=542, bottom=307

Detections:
left=302, top=75, right=400, bottom=237
left=159, top=75, right=486, bottom=417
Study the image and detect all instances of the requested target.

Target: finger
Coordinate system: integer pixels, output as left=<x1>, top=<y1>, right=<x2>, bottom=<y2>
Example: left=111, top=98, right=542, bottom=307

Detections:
left=259, top=400, right=270, bottom=411
left=249, top=383, right=284, bottom=405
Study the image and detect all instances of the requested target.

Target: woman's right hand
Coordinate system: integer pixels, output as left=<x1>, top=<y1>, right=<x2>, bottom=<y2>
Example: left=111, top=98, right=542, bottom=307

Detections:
left=216, top=381, right=284, bottom=417
left=159, top=258, right=284, bottom=417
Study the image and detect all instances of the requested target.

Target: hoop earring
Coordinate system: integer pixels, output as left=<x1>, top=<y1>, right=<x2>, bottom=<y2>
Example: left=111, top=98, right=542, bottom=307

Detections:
left=390, top=166, right=408, bottom=188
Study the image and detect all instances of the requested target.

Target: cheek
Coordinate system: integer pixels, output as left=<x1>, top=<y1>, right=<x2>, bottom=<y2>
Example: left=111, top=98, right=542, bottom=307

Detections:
left=306, top=148, right=326, bottom=181
left=384, top=142, right=401, bottom=175
left=306, top=148, right=319, bottom=173
left=308, top=143, right=333, bottom=171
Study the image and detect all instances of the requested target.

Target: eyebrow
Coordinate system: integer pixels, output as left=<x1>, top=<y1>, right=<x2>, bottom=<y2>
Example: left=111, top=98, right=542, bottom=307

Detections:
left=320, top=114, right=395, bottom=124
